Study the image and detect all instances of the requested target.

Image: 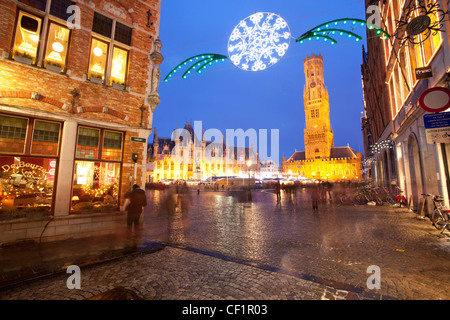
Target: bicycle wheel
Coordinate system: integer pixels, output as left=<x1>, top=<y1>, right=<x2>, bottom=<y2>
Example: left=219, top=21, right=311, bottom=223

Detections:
left=432, top=208, right=446, bottom=230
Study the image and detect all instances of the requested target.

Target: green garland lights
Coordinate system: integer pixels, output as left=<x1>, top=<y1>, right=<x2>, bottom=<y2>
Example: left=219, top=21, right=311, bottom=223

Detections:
left=164, top=54, right=228, bottom=82
left=296, top=18, right=390, bottom=45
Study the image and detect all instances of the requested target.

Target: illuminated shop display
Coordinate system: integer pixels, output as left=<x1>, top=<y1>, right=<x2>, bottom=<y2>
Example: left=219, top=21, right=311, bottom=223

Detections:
left=0, top=115, right=61, bottom=215
left=72, top=161, right=120, bottom=213
left=110, top=46, right=128, bottom=86
left=89, top=12, right=132, bottom=86
left=0, top=157, right=56, bottom=214
left=72, top=127, right=123, bottom=213
left=44, top=22, right=70, bottom=72
left=13, top=11, right=42, bottom=64
left=88, top=38, right=109, bottom=82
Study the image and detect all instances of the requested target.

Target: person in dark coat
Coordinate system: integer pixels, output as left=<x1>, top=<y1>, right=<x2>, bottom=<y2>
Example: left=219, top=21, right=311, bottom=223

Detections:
left=311, top=185, right=320, bottom=211
left=124, top=184, right=147, bottom=235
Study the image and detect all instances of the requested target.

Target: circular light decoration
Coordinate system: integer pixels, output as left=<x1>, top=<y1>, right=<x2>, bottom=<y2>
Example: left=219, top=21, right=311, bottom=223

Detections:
left=52, top=42, right=64, bottom=53
left=227, top=12, right=291, bottom=72
left=93, top=47, right=103, bottom=57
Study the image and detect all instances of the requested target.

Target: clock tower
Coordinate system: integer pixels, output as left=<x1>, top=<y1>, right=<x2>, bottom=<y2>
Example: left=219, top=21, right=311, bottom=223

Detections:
left=303, top=53, right=334, bottom=160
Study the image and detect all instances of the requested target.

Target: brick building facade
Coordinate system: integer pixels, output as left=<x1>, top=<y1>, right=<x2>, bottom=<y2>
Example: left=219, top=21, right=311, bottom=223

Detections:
left=0, top=0, right=162, bottom=244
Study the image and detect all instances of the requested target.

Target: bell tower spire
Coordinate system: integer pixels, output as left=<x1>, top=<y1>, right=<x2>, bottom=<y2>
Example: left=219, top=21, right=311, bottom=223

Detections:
left=303, top=53, right=334, bottom=160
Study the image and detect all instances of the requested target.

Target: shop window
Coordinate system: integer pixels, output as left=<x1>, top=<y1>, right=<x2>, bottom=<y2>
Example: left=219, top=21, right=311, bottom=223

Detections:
left=31, top=120, right=61, bottom=156
left=72, top=127, right=123, bottom=214
left=88, top=38, right=109, bottom=82
left=44, top=22, right=70, bottom=72
left=76, top=127, right=100, bottom=159
left=71, top=161, right=120, bottom=213
left=0, top=156, right=56, bottom=217
left=102, top=130, right=123, bottom=161
left=13, top=11, right=42, bottom=65
left=0, top=115, right=28, bottom=154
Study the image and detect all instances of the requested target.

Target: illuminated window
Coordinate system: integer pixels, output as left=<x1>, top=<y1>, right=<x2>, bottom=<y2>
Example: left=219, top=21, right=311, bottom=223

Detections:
left=12, top=3, right=74, bottom=70
left=13, top=11, right=42, bottom=65
left=0, top=115, right=28, bottom=154
left=44, top=22, right=70, bottom=72
left=76, top=127, right=100, bottom=159
left=31, top=120, right=61, bottom=156
left=388, top=79, right=397, bottom=116
left=88, top=38, right=109, bottom=82
left=398, top=46, right=411, bottom=99
left=102, top=131, right=123, bottom=161
left=110, top=46, right=128, bottom=86
left=89, top=12, right=132, bottom=87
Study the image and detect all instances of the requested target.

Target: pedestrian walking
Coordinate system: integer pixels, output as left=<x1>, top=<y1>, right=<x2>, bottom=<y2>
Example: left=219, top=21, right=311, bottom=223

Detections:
left=276, top=180, right=281, bottom=203
left=311, top=185, right=320, bottom=211
left=124, top=184, right=147, bottom=236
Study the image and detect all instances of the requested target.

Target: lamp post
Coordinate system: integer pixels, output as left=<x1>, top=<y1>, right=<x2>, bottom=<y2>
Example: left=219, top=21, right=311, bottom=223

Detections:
left=247, top=160, right=252, bottom=201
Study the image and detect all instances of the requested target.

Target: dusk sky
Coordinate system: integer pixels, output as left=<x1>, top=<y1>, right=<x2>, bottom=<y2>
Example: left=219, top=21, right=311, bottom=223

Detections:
left=153, top=0, right=368, bottom=164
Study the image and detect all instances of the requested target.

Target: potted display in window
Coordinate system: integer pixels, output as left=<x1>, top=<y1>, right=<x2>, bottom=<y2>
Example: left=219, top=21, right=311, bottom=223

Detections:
left=14, top=50, right=33, bottom=65
left=112, top=79, right=125, bottom=90
left=45, top=60, right=62, bottom=73
left=89, top=74, right=103, bottom=84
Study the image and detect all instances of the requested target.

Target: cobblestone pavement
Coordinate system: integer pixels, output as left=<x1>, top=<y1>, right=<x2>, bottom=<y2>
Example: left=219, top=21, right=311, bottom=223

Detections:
left=0, top=187, right=449, bottom=300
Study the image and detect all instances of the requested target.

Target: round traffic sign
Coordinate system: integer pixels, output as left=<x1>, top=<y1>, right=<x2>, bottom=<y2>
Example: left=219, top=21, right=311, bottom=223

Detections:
left=419, top=87, right=450, bottom=113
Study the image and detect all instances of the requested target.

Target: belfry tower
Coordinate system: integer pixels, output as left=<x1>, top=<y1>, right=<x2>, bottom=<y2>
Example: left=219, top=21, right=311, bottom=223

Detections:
left=303, top=53, right=334, bottom=159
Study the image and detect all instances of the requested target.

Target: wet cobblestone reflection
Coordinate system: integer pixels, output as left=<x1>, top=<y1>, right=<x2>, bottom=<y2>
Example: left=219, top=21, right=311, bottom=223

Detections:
left=142, top=187, right=450, bottom=300
left=0, top=186, right=449, bottom=300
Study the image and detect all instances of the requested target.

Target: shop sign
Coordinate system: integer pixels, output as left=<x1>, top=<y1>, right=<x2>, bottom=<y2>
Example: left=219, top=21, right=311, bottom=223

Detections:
left=131, top=136, right=146, bottom=143
left=415, top=67, right=433, bottom=80
left=424, top=112, right=450, bottom=144
left=1, top=161, right=47, bottom=174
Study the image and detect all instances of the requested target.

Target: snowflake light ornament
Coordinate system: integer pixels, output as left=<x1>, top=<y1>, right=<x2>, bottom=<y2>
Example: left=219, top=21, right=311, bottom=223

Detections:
left=227, top=12, right=291, bottom=72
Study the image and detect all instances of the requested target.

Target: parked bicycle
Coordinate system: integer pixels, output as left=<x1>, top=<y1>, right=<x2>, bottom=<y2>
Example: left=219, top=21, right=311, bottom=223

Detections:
left=421, top=194, right=450, bottom=233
